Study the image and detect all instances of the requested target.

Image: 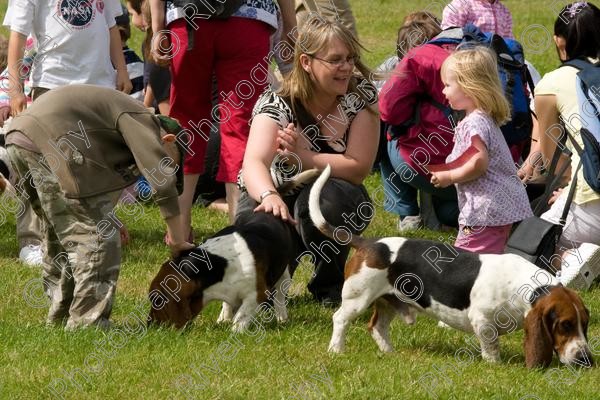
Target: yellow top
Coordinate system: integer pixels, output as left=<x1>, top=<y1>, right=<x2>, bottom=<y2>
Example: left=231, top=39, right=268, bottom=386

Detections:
left=535, top=63, right=600, bottom=205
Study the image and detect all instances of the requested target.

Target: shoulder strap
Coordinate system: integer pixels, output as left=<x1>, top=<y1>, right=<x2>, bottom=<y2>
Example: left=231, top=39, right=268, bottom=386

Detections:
left=533, top=143, right=572, bottom=216
left=525, top=67, right=536, bottom=98
left=565, top=129, right=585, bottom=155
left=562, top=58, right=590, bottom=71
left=489, top=34, right=523, bottom=69
left=427, top=27, right=464, bottom=46
left=560, top=162, right=581, bottom=225
left=532, top=127, right=581, bottom=223
left=532, top=124, right=572, bottom=215
left=387, top=96, right=453, bottom=140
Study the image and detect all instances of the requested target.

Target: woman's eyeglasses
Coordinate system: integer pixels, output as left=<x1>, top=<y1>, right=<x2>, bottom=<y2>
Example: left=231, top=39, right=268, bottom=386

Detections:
left=310, top=55, right=359, bottom=68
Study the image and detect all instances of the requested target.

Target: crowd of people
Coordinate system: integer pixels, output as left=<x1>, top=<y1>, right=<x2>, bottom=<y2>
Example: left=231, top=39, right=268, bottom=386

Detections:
left=0, top=0, right=599, bottom=330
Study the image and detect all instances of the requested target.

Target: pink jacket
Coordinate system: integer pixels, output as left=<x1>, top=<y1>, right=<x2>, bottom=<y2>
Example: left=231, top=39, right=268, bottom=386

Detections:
left=380, top=44, right=455, bottom=176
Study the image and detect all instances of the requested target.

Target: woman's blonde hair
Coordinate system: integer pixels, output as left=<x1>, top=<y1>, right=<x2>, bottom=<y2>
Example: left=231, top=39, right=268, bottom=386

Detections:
left=278, top=15, right=375, bottom=115
left=441, top=47, right=511, bottom=125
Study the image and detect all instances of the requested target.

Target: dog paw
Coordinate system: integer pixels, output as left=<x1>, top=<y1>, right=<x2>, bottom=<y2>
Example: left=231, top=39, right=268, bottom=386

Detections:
left=276, top=310, right=288, bottom=324
left=481, top=352, right=501, bottom=363
left=217, top=303, right=234, bottom=323
left=231, top=320, right=250, bottom=333
left=378, top=344, right=394, bottom=353
left=328, top=343, right=345, bottom=353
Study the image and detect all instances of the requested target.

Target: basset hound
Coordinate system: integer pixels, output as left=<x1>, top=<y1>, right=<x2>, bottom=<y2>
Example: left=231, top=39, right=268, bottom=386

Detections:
left=309, top=166, right=593, bottom=368
left=0, top=143, right=11, bottom=194
left=148, top=169, right=320, bottom=330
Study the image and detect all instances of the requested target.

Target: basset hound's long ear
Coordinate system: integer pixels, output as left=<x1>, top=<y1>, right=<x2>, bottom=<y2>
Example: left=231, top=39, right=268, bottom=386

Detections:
left=0, top=174, right=7, bottom=194
left=524, top=303, right=554, bottom=368
left=173, top=300, right=194, bottom=329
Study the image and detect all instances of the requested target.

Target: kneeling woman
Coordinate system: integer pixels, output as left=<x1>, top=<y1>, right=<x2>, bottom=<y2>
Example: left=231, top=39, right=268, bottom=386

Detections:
left=238, top=15, right=379, bottom=304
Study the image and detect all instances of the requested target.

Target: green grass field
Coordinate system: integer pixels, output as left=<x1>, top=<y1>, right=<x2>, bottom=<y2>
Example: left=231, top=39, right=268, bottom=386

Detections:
left=2, top=1, right=600, bottom=399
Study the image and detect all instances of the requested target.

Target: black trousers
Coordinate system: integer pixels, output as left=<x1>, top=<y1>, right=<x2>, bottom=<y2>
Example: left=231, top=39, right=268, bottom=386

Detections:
left=236, top=177, right=371, bottom=301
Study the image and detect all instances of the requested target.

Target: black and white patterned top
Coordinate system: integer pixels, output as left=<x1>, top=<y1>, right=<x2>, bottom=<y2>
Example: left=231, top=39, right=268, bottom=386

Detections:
left=252, top=76, right=378, bottom=153
left=238, top=76, right=378, bottom=190
left=166, top=0, right=279, bottom=30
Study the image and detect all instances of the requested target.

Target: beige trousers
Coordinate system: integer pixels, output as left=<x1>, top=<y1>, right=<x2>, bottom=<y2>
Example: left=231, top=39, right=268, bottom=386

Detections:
left=295, top=0, right=358, bottom=36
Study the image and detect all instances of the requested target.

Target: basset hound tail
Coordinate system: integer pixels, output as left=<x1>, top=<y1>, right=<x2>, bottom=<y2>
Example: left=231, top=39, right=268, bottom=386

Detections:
left=308, top=165, right=368, bottom=249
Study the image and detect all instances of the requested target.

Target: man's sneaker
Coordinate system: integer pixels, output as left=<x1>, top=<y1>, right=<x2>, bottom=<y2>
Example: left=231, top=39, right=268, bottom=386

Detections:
left=19, top=244, right=43, bottom=266
left=397, top=215, right=423, bottom=232
left=558, top=243, right=600, bottom=290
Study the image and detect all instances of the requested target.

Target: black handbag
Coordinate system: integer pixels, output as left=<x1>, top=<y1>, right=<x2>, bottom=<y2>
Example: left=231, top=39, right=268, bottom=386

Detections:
left=504, top=216, right=564, bottom=271
left=505, top=142, right=580, bottom=273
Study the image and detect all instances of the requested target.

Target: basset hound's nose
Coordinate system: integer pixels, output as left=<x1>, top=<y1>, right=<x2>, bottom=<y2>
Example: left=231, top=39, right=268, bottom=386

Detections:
left=573, top=349, right=594, bottom=367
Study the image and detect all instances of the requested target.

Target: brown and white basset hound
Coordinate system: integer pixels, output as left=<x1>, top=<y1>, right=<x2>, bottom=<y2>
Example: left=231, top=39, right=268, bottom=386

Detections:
left=309, top=165, right=593, bottom=368
left=147, top=169, right=320, bottom=330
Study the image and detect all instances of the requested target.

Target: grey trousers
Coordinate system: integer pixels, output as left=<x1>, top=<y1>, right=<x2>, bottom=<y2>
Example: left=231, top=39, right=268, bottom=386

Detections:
left=9, top=145, right=121, bottom=329
left=16, top=86, right=51, bottom=250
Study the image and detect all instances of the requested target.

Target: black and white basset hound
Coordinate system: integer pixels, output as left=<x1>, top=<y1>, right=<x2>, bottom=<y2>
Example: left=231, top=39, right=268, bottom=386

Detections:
left=148, top=169, right=320, bottom=331
left=309, top=166, right=593, bottom=368
left=0, top=139, right=11, bottom=194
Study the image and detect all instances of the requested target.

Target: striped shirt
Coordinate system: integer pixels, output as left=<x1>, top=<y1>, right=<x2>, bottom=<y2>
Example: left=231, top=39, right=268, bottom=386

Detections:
left=441, top=0, right=513, bottom=38
left=123, top=46, right=145, bottom=102
left=165, top=0, right=278, bottom=30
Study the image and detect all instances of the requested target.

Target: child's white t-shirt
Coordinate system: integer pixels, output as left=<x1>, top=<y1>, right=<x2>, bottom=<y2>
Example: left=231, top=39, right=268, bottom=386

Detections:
left=7, top=0, right=122, bottom=89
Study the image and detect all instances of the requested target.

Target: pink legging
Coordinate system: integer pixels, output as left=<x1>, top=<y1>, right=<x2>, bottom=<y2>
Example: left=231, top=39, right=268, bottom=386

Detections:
left=454, top=224, right=513, bottom=254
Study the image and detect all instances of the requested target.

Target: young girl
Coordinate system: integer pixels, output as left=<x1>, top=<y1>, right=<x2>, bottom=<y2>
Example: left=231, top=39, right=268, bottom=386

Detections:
left=430, top=47, right=532, bottom=254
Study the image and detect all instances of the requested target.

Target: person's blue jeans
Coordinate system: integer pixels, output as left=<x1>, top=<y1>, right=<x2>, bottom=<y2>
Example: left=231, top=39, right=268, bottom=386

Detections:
left=380, top=139, right=459, bottom=227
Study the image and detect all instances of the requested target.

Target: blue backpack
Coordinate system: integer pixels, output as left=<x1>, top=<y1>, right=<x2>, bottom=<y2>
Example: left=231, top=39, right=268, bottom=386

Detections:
left=428, top=25, right=534, bottom=146
left=561, top=58, right=600, bottom=193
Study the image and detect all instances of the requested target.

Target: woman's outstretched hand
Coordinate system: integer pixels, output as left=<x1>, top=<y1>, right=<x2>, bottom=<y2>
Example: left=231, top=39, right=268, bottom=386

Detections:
left=254, top=191, right=297, bottom=225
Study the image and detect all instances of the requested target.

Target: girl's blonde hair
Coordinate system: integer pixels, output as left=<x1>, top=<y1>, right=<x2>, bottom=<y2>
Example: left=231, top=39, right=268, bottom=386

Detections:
left=441, top=47, right=511, bottom=125
left=278, top=15, right=376, bottom=115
